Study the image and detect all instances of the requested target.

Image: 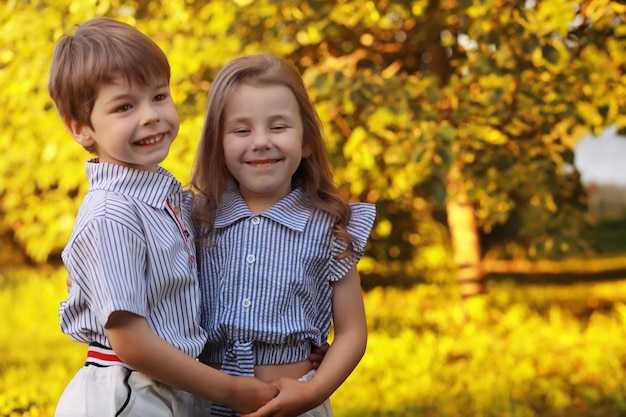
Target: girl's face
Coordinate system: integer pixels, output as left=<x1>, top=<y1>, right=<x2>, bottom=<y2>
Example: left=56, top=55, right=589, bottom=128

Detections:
left=68, top=76, right=179, bottom=172
left=222, top=83, right=309, bottom=213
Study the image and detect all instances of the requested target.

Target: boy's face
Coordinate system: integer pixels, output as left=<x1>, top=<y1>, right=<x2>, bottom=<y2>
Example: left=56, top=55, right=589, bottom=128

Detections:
left=67, top=76, right=179, bottom=172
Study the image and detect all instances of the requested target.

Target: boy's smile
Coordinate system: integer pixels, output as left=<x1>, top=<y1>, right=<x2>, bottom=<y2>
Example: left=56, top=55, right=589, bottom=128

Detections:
left=134, top=133, right=166, bottom=147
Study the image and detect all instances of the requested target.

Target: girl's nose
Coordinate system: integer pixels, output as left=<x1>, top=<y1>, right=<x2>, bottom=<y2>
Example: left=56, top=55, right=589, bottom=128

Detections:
left=251, top=131, right=272, bottom=150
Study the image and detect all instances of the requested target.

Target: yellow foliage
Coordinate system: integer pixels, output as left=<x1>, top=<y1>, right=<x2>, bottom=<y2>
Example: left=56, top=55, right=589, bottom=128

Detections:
left=535, top=0, right=577, bottom=37
left=1, top=0, right=624, bottom=290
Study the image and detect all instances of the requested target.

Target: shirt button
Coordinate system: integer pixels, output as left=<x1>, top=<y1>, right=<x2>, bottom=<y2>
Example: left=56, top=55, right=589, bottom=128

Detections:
left=250, top=216, right=260, bottom=225
left=246, top=254, right=256, bottom=264
left=242, top=298, right=251, bottom=308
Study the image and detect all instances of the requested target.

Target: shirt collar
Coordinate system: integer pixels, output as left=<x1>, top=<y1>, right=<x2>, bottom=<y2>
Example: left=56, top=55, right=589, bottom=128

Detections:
left=214, top=181, right=313, bottom=232
left=85, top=160, right=181, bottom=209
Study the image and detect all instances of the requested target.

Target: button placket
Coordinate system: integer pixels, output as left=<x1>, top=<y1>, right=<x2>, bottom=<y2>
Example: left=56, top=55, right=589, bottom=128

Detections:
left=241, top=216, right=257, bottom=312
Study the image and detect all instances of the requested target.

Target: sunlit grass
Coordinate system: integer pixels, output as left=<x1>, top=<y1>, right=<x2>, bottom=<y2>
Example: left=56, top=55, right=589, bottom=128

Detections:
left=0, top=267, right=84, bottom=417
left=3, top=267, right=626, bottom=416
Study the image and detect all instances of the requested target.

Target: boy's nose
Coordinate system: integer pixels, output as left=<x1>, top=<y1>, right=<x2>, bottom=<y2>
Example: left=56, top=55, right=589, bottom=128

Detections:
left=140, top=105, right=161, bottom=125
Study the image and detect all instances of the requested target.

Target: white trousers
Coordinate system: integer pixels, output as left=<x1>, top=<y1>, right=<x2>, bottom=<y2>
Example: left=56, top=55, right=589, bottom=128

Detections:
left=298, top=370, right=333, bottom=417
left=54, top=365, right=197, bottom=417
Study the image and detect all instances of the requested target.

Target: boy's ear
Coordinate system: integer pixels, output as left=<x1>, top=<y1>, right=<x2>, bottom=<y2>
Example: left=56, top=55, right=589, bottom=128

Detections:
left=64, top=117, right=95, bottom=149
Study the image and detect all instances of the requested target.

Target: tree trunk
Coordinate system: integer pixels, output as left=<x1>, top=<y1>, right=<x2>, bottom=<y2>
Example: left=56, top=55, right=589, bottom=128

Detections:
left=446, top=162, right=484, bottom=299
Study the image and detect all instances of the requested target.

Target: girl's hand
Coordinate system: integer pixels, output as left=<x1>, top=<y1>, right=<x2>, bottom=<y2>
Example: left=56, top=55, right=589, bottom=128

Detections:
left=241, top=378, right=319, bottom=417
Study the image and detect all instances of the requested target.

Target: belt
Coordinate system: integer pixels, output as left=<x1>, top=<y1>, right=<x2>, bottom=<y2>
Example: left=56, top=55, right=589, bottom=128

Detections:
left=86, top=343, right=134, bottom=370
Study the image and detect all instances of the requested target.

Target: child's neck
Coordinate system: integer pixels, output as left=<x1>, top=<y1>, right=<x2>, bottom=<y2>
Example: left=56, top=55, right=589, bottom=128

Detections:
left=238, top=186, right=294, bottom=214
left=245, top=199, right=273, bottom=214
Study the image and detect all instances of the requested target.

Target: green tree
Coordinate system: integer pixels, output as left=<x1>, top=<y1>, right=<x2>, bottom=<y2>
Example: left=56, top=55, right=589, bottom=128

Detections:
left=1, top=0, right=625, bottom=291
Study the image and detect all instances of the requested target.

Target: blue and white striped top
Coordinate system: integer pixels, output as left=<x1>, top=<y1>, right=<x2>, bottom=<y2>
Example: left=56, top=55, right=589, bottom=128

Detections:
left=59, top=161, right=207, bottom=358
left=197, top=181, right=376, bottom=376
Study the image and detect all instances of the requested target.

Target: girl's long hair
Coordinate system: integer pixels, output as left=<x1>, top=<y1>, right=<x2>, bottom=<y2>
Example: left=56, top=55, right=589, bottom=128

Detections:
left=191, top=54, right=356, bottom=257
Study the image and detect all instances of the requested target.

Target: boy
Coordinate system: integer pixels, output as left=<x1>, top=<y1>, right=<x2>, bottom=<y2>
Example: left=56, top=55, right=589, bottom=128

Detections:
left=48, top=16, right=277, bottom=416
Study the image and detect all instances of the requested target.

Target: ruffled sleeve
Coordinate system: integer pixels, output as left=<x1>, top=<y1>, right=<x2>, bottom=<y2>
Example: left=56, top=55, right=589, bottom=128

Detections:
left=327, top=202, right=376, bottom=282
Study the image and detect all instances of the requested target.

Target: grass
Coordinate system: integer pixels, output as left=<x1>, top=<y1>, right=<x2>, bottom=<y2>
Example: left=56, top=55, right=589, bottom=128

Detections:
left=4, top=216, right=626, bottom=417
left=3, top=265, right=626, bottom=417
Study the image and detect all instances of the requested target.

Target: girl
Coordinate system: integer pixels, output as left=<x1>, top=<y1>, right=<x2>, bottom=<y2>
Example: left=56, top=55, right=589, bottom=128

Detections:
left=191, top=54, right=376, bottom=417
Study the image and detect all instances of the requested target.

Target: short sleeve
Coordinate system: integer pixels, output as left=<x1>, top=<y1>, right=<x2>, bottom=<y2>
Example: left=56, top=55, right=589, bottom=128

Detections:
left=327, top=203, right=376, bottom=282
left=70, top=218, right=148, bottom=326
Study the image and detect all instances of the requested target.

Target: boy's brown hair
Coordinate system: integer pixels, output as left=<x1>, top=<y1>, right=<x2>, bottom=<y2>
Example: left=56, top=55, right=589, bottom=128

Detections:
left=48, top=17, right=170, bottom=134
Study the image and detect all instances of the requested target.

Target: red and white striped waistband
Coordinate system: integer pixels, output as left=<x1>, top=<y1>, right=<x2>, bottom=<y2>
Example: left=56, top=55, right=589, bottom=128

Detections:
left=86, top=344, right=133, bottom=370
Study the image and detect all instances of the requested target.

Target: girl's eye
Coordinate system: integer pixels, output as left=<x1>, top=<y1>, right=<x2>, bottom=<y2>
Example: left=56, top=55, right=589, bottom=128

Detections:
left=271, top=125, right=287, bottom=131
left=234, top=128, right=250, bottom=134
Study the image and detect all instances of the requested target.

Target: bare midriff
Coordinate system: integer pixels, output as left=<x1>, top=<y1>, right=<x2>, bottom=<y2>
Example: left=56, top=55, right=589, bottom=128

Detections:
left=207, top=359, right=312, bottom=382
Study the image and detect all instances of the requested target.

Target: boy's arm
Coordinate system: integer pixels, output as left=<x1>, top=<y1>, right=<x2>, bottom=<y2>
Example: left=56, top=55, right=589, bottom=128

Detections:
left=243, top=265, right=367, bottom=417
left=106, top=311, right=278, bottom=413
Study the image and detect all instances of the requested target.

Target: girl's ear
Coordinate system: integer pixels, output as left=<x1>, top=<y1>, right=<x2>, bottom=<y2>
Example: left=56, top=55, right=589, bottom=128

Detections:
left=302, top=143, right=313, bottom=158
left=64, top=117, right=95, bottom=149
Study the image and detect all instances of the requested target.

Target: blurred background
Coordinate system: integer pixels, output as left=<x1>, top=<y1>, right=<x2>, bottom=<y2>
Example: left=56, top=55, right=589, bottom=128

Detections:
left=2, top=0, right=626, bottom=416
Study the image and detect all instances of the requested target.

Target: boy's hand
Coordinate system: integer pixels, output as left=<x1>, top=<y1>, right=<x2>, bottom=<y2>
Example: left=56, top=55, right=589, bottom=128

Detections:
left=308, top=342, right=330, bottom=370
left=228, top=377, right=279, bottom=414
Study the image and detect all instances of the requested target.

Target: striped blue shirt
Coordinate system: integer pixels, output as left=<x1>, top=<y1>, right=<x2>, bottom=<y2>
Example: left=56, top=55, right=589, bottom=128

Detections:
left=197, top=181, right=376, bottom=376
left=59, top=161, right=207, bottom=358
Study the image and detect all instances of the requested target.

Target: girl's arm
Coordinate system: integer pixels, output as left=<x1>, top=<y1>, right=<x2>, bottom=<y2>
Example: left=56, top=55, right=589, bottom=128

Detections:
left=243, top=265, right=367, bottom=417
left=107, top=312, right=278, bottom=414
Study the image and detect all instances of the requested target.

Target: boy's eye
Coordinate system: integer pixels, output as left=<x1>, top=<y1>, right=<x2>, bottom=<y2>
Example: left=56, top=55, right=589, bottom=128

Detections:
left=154, top=94, right=167, bottom=101
left=115, top=104, right=132, bottom=113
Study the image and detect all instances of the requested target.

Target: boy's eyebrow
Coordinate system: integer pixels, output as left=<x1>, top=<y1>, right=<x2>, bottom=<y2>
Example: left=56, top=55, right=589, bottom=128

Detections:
left=101, top=82, right=170, bottom=104
left=101, top=91, right=134, bottom=105
left=153, top=81, right=170, bottom=89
